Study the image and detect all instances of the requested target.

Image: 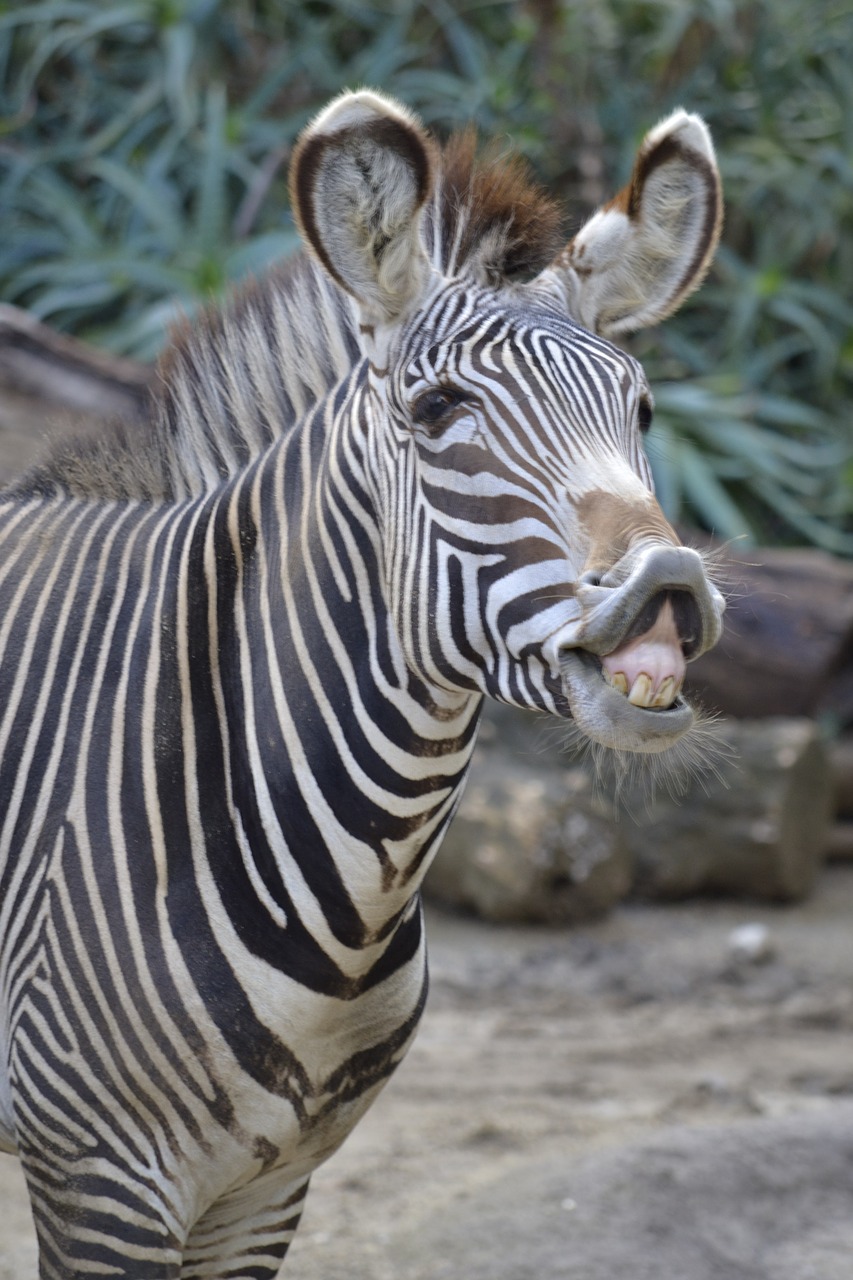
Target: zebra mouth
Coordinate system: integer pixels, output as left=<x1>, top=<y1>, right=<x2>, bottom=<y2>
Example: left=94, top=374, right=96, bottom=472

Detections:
left=559, top=649, right=695, bottom=753
left=545, top=547, right=722, bottom=753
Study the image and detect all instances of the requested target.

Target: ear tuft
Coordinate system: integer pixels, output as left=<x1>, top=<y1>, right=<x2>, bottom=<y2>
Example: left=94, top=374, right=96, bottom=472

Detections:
left=549, top=109, right=722, bottom=336
left=290, top=91, right=436, bottom=330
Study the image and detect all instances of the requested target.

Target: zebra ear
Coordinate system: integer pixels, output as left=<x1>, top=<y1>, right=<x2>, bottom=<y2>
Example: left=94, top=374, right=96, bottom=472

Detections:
left=290, top=91, right=436, bottom=332
left=548, top=111, right=722, bottom=336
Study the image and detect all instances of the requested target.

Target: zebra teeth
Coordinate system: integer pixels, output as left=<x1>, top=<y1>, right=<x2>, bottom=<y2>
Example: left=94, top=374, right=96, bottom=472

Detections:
left=651, top=676, right=678, bottom=709
left=604, top=667, right=683, bottom=711
left=627, top=673, right=654, bottom=707
left=604, top=669, right=629, bottom=695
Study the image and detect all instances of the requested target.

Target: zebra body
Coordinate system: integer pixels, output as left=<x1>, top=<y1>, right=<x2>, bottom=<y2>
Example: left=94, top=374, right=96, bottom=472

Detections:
left=0, top=91, right=724, bottom=1277
left=0, top=419, right=443, bottom=1272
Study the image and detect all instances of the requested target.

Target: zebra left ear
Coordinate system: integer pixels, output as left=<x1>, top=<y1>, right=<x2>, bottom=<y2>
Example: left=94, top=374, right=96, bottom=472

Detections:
left=290, top=90, right=436, bottom=334
left=547, top=111, right=723, bottom=336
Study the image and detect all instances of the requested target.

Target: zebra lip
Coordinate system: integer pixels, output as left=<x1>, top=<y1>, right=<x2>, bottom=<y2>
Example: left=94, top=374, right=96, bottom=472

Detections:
left=558, top=649, right=694, bottom=752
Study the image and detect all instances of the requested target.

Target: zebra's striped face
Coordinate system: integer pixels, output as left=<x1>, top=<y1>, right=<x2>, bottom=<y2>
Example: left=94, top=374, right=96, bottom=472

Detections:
left=291, top=89, right=726, bottom=753
left=372, top=282, right=723, bottom=751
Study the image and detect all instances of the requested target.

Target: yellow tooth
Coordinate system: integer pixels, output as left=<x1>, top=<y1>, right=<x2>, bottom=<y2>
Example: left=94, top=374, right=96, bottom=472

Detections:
left=628, top=673, right=654, bottom=707
left=652, top=676, right=676, bottom=708
left=607, top=671, right=629, bottom=695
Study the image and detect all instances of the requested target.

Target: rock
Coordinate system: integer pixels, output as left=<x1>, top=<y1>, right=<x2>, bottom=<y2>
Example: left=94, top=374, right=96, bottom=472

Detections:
left=0, top=303, right=152, bottom=418
left=437, top=707, right=834, bottom=916
left=0, top=304, right=153, bottom=485
left=474, top=699, right=565, bottom=763
left=727, top=922, right=775, bottom=964
left=620, top=718, right=833, bottom=902
left=387, top=1108, right=853, bottom=1280
left=426, top=749, right=631, bottom=924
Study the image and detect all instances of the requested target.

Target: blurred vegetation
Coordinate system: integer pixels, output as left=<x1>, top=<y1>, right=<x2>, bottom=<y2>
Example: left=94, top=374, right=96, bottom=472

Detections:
left=0, top=0, right=851, bottom=550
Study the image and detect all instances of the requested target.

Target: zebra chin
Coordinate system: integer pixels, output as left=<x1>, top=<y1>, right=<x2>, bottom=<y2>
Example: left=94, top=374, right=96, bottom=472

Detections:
left=558, top=648, right=696, bottom=754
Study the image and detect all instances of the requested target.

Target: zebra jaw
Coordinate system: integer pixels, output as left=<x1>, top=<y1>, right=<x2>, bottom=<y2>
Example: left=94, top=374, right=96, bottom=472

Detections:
left=558, top=650, right=694, bottom=753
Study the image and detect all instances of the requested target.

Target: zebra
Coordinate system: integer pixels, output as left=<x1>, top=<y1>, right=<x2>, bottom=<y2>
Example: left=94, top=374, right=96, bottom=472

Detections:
left=0, top=90, right=725, bottom=1278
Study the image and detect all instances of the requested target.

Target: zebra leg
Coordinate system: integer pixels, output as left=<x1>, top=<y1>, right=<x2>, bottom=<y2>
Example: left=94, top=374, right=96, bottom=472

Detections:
left=18, top=1152, right=184, bottom=1279
left=181, top=1174, right=311, bottom=1279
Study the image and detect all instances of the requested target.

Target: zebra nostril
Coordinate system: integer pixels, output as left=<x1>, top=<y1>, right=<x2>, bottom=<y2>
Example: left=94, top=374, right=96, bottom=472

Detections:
left=580, top=570, right=603, bottom=587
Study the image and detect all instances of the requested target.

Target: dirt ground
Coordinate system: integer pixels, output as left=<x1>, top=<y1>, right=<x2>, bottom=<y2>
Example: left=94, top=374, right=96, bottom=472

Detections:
left=1, top=865, right=852, bottom=1279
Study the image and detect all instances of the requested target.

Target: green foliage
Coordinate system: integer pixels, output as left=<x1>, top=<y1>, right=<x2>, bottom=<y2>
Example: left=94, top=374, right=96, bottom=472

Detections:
left=0, top=0, right=851, bottom=549
left=585, top=0, right=853, bottom=554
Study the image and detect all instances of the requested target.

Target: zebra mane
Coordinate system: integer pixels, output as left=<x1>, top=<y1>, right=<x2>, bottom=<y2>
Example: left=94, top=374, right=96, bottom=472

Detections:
left=12, top=133, right=563, bottom=504
left=432, top=129, right=563, bottom=284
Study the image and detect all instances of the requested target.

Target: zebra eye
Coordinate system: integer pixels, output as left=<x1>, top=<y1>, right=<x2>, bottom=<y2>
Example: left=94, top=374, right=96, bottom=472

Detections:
left=411, top=387, right=467, bottom=432
left=638, top=396, right=654, bottom=434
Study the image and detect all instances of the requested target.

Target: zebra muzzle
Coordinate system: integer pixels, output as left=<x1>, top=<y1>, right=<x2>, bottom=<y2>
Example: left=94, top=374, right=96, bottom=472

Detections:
left=548, top=545, right=724, bottom=752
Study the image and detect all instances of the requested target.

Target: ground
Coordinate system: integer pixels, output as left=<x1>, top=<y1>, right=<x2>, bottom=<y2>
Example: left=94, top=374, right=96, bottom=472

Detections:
left=1, top=868, right=852, bottom=1279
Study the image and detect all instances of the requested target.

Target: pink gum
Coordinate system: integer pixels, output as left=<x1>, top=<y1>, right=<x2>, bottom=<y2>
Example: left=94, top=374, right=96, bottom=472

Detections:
left=601, top=598, right=686, bottom=699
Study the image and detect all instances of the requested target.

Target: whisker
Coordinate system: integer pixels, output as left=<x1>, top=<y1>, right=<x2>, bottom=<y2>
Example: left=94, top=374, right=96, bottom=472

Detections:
left=506, top=699, right=738, bottom=814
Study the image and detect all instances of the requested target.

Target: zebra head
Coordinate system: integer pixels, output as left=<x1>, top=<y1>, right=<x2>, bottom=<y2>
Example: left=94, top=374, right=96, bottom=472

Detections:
left=290, top=91, right=725, bottom=754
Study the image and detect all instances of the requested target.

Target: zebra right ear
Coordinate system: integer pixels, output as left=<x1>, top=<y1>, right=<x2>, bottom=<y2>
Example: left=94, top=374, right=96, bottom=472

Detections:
left=290, top=91, right=436, bottom=334
left=546, top=110, right=722, bottom=337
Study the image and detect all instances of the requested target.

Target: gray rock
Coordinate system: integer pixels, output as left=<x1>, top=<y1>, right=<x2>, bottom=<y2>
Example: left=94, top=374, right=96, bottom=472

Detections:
left=621, top=718, right=832, bottom=902
left=432, top=708, right=833, bottom=918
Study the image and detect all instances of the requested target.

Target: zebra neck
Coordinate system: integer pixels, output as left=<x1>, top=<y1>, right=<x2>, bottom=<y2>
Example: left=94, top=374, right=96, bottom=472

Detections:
left=188, top=418, right=482, bottom=966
